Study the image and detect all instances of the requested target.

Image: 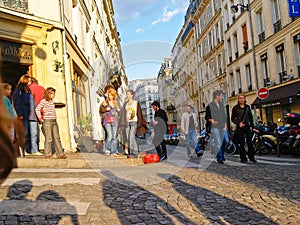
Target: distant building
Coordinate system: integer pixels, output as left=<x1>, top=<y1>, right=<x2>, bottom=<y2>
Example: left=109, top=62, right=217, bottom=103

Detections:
left=130, top=79, right=159, bottom=126
left=157, top=58, right=176, bottom=133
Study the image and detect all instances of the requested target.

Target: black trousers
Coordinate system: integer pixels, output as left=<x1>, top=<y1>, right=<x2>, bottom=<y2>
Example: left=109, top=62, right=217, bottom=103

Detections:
left=236, top=126, right=255, bottom=161
left=155, top=140, right=167, bottom=158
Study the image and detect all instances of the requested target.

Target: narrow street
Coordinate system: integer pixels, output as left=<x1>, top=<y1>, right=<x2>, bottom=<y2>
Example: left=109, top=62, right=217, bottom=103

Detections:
left=0, top=144, right=300, bottom=224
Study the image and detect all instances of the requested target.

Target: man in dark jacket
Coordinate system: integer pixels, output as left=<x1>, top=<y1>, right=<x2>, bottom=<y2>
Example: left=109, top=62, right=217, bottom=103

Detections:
left=151, top=101, right=168, bottom=161
left=205, top=90, right=228, bottom=164
left=231, top=94, right=257, bottom=163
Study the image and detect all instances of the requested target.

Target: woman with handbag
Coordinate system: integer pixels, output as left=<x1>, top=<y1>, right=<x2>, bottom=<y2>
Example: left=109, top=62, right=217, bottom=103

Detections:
left=100, top=89, right=119, bottom=156
left=231, top=94, right=257, bottom=163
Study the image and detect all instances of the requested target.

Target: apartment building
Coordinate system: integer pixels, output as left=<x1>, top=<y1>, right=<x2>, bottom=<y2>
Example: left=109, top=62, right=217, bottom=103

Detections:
left=172, top=1, right=199, bottom=130
left=192, top=0, right=227, bottom=127
left=0, top=0, right=126, bottom=150
left=223, top=0, right=300, bottom=125
left=131, top=78, right=159, bottom=127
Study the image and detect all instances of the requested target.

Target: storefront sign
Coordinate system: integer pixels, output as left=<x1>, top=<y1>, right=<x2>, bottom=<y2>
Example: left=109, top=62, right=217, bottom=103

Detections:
left=0, top=40, right=33, bottom=64
left=288, top=0, right=300, bottom=17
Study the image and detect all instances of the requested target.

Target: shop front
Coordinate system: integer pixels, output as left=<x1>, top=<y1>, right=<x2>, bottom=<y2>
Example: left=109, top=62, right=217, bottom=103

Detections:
left=252, top=81, right=300, bottom=125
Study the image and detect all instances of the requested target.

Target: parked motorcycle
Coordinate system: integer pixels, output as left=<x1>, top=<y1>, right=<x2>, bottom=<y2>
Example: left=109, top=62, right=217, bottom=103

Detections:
left=281, top=113, right=300, bottom=156
left=253, top=122, right=278, bottom=155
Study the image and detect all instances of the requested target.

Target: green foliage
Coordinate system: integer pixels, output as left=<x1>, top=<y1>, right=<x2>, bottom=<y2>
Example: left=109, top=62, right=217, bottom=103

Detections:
left=78, top=113, right=93, bottom=131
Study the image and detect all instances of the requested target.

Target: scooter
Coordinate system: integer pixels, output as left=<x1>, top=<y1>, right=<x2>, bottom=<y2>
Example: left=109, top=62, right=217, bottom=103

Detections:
left=253, top=123, right=278, bottom=155
left=281, top=113, right=300, bottom=156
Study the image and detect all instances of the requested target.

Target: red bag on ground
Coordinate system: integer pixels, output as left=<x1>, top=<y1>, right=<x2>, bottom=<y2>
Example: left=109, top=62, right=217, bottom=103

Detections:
left=143, top=153, right=160, bottom=164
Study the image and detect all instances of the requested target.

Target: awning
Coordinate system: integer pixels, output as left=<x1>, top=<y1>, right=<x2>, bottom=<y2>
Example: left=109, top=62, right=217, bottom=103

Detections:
left=252, top=81, right=300, bottom=108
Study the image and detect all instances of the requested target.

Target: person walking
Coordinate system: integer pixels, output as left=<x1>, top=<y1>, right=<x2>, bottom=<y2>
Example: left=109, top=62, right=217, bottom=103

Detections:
left=151, top=101, right=168, bottom=161
left=181, top=105, right=203, bottom=158
left=205, top=90, right=228, bottom=164
left=231, top=94, right=257, bottom=163
left=13, top=75, right=42, bottom=156
left=35, top=87, right=67, bottom=159
left=99, top=88, right=119, bottom=156
left=119, top=90, right=148, bottom=158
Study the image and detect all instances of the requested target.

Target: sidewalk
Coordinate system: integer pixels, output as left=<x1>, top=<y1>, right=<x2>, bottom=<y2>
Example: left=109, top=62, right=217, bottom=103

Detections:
left=17, top=151, right=145, bottom=169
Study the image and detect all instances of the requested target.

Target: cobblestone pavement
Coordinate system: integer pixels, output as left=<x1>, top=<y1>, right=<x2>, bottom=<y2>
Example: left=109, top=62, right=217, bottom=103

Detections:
left=0, top=145, right=300, bottom=225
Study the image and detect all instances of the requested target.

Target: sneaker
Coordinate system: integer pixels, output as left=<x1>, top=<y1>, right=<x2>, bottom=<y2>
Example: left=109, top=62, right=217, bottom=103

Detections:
left=24, top=152, right=31, bottom=156
left=217, top=160, right=224, bottom=164
left=127, top=155, right=132, bottom=158
left=240, top=160, right=247, bottom=163
left=105, top=152, right=110, bottom=156
left=197, top=151, right=204, bottom=157
left=32, top=152, right=43, bottom=156
left=45, top=155, right=53, bottom=159
left=111, top=153, right=119, bottom=157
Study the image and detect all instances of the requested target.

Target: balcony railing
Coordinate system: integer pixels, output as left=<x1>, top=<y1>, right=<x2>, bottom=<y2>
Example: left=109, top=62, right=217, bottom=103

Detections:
left=279, top=71, right=287, bottom=83
left=273, top=20, right=282, bottom=33
left=0, top=0, right=28, bottom=12
left=263, top=77, right=270, bottom=87
left=258, top=31, right=265, bottom=43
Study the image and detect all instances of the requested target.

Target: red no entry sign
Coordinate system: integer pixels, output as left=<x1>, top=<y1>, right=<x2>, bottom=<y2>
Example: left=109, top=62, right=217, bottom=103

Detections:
left=257, top=87, right=269, bottom=99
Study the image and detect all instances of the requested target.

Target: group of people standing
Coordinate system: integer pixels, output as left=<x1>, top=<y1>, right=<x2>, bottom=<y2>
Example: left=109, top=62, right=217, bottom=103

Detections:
left=2, top=75, right=66, bottom=159
left=100, top=85, right=170, bottom=161
left=99, top=85, right=148, bottom=159
left=204, top=90, right=257, bottom=164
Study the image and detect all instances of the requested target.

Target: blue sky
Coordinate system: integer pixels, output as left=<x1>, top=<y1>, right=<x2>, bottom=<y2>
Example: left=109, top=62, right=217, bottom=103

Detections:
left=112, top=0, right=189, bottom=81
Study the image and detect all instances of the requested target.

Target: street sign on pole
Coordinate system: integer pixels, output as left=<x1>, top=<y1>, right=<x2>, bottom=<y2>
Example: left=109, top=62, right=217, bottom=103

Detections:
left=257, top=87, right=269, bottom=100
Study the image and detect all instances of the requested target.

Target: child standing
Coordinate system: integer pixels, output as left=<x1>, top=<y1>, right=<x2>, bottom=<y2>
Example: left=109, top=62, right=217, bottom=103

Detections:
left=2, top=83, right=16, bottom=141
left=35, top=87, right=67, bottom=159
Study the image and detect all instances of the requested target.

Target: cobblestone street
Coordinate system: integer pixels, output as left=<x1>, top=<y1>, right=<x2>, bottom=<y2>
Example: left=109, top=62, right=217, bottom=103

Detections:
left=0, top=145, right=300, bottom=225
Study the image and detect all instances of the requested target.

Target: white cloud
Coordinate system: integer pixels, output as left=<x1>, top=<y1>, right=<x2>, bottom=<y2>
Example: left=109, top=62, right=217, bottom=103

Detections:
left=135, top=28, right=145, bottom=33
left=151, top=1, right=188, bottom=26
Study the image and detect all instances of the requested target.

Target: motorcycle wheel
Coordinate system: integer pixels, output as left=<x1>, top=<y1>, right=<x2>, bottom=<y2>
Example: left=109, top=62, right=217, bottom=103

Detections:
left=259, top=144, right=272, bottom=155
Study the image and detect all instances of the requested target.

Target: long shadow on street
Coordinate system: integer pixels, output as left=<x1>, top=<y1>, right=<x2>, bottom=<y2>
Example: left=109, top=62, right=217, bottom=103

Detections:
left=101, top=170, right=197, bottom=225
left=205, top=157, right=300, bottom=202
left=159, top=173, right=277, bottom=225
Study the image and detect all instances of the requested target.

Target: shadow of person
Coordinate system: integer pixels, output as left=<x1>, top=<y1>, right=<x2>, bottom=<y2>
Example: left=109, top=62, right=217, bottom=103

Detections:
left=0, top=180, right=34, bottom=219
left=101, top=170, right=197, bottom=225
left=158, top=173, right=277, bottom=225
left=35, top=190, right=80, bottom=225
left=0, top=181, right=79, bottom=224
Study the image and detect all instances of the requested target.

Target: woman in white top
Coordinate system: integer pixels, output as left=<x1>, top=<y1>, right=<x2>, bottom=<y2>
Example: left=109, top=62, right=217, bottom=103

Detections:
left=119, top=90, right=147, bottom=158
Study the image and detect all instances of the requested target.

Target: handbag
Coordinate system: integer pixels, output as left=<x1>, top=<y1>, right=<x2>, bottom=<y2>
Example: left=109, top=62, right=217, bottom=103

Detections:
left=107, top=116, right=114, bottom=123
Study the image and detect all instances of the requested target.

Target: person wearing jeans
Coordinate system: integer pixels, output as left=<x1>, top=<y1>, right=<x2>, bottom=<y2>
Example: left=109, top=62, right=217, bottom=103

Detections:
left=181, top=105, right=203, bottom=158
left=100, top=89, right=120, bottom=156
left=119, top=90, right=148, bottom=158
left=13, top=75, right=42, bottom=156
left=205, top=90, right=228, bottom=164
